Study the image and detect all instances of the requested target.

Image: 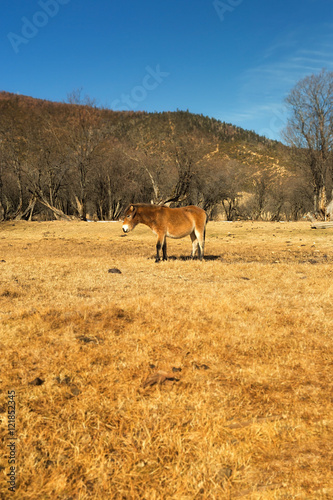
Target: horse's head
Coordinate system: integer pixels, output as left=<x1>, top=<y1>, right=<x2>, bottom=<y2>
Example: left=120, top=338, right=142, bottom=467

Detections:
left=122, top=205, right=138, bottom=233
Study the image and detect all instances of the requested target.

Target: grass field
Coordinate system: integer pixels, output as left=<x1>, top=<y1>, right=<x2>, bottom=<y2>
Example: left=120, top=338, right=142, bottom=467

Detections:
left=0, top=220, right=332, bottom=499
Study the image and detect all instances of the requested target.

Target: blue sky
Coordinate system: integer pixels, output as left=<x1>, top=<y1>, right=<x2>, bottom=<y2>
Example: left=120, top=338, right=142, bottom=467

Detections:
left=2, top=0, right=333, bottom=140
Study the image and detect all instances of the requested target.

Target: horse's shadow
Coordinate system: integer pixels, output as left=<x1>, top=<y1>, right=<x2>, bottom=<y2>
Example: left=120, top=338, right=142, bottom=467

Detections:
left=163, top=255, right=222, bottom=261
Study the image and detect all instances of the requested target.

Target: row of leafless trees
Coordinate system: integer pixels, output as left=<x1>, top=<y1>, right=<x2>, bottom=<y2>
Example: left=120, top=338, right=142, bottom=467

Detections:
left=1, top=70, right=332, bottom=222
left=0, top=95, right=138, bottom=221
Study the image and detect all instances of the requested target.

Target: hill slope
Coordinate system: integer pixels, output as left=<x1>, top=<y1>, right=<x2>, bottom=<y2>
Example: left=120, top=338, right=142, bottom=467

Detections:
left=0, top=91, right=306, bottom=221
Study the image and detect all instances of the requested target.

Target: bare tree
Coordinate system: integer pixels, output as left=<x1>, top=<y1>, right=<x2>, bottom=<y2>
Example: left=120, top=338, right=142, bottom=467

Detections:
left=3, top=136, right=30, bottom=220
left=91, top=142, right=148, bottom=220
left=26, top=153, right=70, bottom=220
left=193, top=158, right=242, bottom=220
left=64, top=95, right=110, bottom=220
left=21, top=116, right=73, bottom=220
left=283, top=69, right=333, bottom=216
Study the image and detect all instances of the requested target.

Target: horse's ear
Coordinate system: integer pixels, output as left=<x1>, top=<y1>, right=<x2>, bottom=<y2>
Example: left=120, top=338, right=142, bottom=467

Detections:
left=129, top=205, right=134, bottom=212
left=130, top=205, right=137, bottom=216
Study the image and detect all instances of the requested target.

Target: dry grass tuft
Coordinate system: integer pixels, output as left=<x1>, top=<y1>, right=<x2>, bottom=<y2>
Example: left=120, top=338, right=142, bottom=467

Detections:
left=0, top=220, right=332, bottom=499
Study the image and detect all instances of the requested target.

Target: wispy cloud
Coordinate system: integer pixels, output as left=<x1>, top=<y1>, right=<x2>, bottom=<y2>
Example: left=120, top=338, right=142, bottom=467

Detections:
left=227, top=25, right=333, bottom=139
left=223, top=102, right=288, bottom=139
left=261, top=30, right=300, bottom=60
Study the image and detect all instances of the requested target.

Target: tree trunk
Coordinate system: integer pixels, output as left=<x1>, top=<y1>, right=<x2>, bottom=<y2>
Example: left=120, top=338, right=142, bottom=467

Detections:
left=13, top=162, right=24, bottom=220
left=222, top=197, right=237, bottom=221
left=314, top=185, right=327, bottom=219
left=20, top=196, right=37, bottom=221
left=74, top=195, right=85, bottom=219
left=319, top=185, right=327, bottom=219
left=38, top=197, right=71, bottom=220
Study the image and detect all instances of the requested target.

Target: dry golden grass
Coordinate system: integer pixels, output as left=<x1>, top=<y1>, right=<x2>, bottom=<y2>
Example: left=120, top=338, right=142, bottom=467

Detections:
left=0, top=220, right=332, bottom=499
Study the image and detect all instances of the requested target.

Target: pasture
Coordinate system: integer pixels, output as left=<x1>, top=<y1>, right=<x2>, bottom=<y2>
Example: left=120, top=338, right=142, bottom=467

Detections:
left=0, top=220, right=332, bottom=499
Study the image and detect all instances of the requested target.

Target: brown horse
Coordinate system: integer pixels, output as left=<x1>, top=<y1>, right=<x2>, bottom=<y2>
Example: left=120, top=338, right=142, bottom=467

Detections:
left=122, top=204, right=208, bottom=262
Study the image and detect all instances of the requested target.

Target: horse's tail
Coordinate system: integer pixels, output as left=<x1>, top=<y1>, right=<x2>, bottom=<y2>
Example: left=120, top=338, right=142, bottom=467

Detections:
left=203, top=212, right=209, bottom=242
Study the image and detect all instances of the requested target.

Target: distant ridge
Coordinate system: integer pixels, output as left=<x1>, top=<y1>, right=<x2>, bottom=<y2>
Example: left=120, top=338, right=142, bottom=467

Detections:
left=0, top=90, right=275, bottom=144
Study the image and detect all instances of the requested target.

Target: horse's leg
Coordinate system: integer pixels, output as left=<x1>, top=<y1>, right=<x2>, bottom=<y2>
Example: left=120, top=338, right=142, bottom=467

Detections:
left=155, top=240, right=161, bottom=262
left=162, top=239, right=167, bottom=261
left=156, top=235, right=166, bottom=262
left=194, top=228, right=204, bottom=260
left=190, top=232, right=199, bottom=259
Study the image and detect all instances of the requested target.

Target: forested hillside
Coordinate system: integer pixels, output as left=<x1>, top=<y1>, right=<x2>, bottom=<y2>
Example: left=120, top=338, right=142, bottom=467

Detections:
left=0, top=91, right=312, bottom=221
